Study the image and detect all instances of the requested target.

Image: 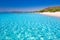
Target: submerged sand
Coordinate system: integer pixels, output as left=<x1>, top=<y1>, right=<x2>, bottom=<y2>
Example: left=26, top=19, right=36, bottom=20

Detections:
left=40, top=12, right=60, bottom=17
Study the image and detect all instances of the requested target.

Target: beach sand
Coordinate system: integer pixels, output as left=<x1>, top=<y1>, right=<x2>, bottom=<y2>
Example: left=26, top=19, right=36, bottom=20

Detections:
left=40, top=12, right=60, bottom=17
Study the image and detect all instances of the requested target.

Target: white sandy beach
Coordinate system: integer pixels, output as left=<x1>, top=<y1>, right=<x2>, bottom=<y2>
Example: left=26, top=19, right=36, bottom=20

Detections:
left=40, top=12, right=60, bottom=17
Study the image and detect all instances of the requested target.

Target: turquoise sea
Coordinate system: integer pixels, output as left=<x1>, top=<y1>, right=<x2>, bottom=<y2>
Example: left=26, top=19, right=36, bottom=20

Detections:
left=0, top=13, right=60, bottom=40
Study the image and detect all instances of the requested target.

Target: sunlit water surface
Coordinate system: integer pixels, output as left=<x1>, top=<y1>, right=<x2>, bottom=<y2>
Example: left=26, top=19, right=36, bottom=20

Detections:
left=0, top=13, right=60, bottom=40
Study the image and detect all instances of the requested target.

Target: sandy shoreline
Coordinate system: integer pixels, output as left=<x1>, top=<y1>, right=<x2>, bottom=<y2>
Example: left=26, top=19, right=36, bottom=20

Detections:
left=40, top=12, right=60, bottom=17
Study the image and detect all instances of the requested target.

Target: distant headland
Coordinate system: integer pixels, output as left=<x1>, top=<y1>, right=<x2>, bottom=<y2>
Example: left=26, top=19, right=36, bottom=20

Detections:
left=37, top=6, right=60, bottom=12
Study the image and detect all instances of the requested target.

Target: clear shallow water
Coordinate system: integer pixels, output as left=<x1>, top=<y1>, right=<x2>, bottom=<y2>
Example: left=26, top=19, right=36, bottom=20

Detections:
left=0, top=13, right=60, bottom=40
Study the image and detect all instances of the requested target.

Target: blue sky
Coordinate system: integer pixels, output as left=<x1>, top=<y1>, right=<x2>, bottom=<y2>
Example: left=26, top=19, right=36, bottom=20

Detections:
left=0, top=0, right=60, bottom=11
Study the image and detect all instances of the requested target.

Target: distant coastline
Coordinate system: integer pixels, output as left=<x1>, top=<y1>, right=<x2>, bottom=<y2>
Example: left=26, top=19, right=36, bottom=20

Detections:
left=0, top=6, right=60, bottom=13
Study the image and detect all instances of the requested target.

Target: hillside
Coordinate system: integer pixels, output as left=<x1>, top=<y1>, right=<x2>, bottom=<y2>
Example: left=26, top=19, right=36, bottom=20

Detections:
left=38, top=6, right=60, bottom=12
